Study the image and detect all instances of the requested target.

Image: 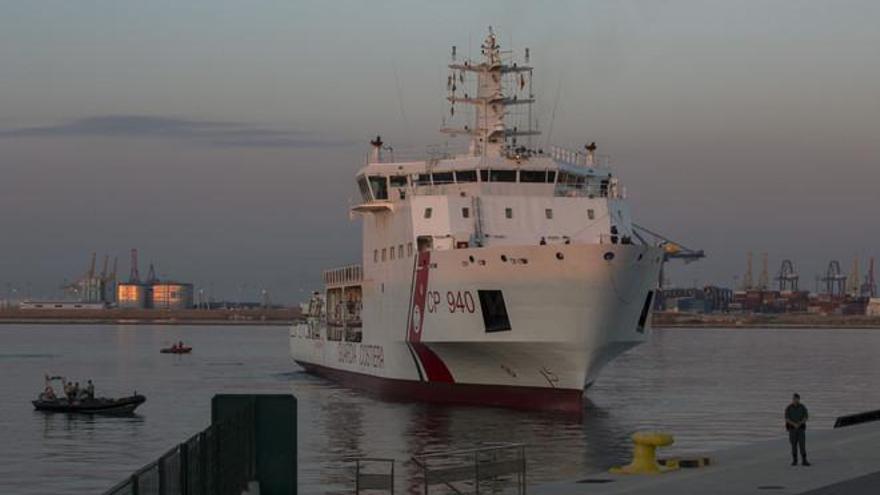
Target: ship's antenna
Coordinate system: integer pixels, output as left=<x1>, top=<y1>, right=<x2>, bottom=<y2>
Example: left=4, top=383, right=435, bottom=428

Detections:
left=526, top=47, right=533, bottom=149
left=544, top=71, right=564, bottom=148
left=391, top=60, right=410, bottom=141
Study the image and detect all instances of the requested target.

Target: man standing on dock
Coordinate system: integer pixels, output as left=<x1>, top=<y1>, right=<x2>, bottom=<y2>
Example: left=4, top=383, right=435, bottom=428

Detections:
left=785, top=393, right=810, bottom=466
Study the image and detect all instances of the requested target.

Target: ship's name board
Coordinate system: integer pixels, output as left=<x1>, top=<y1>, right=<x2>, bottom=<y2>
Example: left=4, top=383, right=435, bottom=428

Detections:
left=338, top=342, right=385, bottom=369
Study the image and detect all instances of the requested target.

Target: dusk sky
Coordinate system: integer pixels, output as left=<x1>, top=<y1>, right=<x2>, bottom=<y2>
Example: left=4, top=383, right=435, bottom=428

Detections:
left=2, top=0, right=879, bottom=302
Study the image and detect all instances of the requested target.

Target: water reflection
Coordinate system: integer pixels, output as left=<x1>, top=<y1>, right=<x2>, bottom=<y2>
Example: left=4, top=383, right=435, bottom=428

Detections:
left=287, top=372, right=637, bottom=494
left=4, top=326, right=880, bottom=495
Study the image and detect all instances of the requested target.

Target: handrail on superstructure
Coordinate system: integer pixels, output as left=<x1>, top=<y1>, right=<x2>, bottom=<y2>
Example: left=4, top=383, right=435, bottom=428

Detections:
left=323, top=264, right=363, bottom=286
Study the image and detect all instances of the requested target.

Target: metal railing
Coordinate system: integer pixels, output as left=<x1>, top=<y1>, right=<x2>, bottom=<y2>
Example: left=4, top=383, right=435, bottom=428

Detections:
left=323, top=264, right=363, bottom=286
left=411, top=443, right=526, bottom=495
left=367, top=144, right=464, bottom=164
left=353, top=458, right=395, bottom=494
left=547, top=146, right=611, bottom=168
left=102, top=403, right=255, bottom=495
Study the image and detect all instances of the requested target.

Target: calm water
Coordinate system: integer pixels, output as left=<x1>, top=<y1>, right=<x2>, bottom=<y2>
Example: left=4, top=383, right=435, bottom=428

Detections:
left=2, top=325, right=880, bottom=494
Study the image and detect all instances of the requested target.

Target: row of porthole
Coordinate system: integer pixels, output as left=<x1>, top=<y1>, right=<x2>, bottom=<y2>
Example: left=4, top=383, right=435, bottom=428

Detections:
left=459, top=251, right=620, bottom=265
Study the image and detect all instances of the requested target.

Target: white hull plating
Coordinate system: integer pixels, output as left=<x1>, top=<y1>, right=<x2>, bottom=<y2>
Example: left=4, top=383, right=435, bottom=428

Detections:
left=291, top=243, right=662, bottom=408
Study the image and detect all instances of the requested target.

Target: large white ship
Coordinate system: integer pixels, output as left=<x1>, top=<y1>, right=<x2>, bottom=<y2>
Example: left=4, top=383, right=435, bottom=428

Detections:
left=290, top=30, right=670, bottom=412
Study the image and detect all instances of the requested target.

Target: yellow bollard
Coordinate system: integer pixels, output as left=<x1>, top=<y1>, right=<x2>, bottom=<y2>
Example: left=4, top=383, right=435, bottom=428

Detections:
left=610, top=432, right=678, bottom=475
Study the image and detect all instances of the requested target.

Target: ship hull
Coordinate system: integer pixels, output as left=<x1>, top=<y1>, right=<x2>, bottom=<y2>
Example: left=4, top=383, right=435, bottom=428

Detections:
left=296, top=360, right=584, bottom=412
left=291, top=243, right=663, bottom=411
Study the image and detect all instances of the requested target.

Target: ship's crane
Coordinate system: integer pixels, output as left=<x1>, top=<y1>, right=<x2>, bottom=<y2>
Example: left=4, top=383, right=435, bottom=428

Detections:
left=861, top=257, right=877, bottom=298
left=100, top=255, right=109, bottom=281
left=631, top=224, right=705, bottom=288
left=775, top=259, right=799, bottom=292
left=758, top=253, right=770, bottom=290
left=743, top=252, right=754, bottom=290
left=128, top=248, right=141, bottom=283
left=87, top=252, right=96, bottom=279
left=821, top=260, right=847, bottom=297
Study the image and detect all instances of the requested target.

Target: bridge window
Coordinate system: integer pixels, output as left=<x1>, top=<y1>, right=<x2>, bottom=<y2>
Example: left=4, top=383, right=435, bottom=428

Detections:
left=368, top=176, right=388, bottom=200
left=357, top=176, right=371, bottom=202
left=424, top=207, right=433, bottom=219
left=389, top=175, right=408, bottom=188
left=520, top=170, right=548, bottom=183
left=432, top=172, right=454, bottom=184
left=416, top=174, right=432, bottom=186
left=455, top=170, right=477, bottom=182
left=490, top=170, right=517, bottom=182
left=547, top=171, right=557, bottom=183
left=462, top=207, right=470, bottom=218
left=545, top=208, right=553, bottom=219
left=505, top=207, right=513, bottom=219
left=480, top=170, right=489, bottom=182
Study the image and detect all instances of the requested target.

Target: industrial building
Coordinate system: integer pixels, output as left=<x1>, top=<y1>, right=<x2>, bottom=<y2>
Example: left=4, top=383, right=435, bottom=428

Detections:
left=150, top=282, right=194, bottom=309
left=658, top=254, right=878, bottom=316
left=63, top=252, right=118, bottom=304
left=115, top=249, right=194, bottom=309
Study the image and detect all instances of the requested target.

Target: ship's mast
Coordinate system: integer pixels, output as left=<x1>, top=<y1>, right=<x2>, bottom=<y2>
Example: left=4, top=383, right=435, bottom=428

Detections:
left=442, top=28, right=538, bottom=158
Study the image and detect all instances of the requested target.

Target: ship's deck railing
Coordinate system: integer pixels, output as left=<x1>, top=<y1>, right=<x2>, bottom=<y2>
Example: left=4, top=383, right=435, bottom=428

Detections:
left=367, top=144, right=466, bottom=164
left=548, top=145, right=612, bottom=168
left=323, top=265, right=363, bottom=286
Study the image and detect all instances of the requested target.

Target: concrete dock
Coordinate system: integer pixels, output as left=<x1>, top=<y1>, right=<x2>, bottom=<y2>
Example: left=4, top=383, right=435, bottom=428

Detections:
left=534, top=421, right=880, bottom=495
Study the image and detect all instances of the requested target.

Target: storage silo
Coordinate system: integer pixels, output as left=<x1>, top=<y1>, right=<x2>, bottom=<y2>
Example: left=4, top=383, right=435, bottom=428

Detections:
left=117, top=283, right=147, bottom=308
left=150, top=282, right=194, bottom=309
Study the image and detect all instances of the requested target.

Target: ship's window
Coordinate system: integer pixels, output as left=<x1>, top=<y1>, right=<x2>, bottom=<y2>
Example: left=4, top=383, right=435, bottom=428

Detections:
left=373, top=250, right=378, bottom=262
left=478, top=290, right=512, bottom=332
left=407, top=242, right=414, bottom=257
left=381, top=248, right=387, bottom=262
left=505, top=207, right=513, bottom=219
left=545, top=208, right=553, bottom=219
left=368, top=176, right=388, bottom=200
left=520, top=170, right=547, bottom=183
left=416, top=174, right=432, bottom=186
left=398, top=244, right=404, bottom=258
left=456, top=170, right=477, bottom=182
left=357, top=176, right=371, bottom=202
left=490, top=170, right=517, bottom=182
left=389, top=175, right=408, bottom=188
left=424, top=207, right=433, bottom=219
left=547, top=171, right=557, bottom=183
left=390, top=246, right=395, bottom=260
left=432, top=172, right=454, bottom=184
left=462, top=207, right=470, bottom=218
left=480, top=170, right=489, bottom=182
left=587, top=209, right=595, bottom=220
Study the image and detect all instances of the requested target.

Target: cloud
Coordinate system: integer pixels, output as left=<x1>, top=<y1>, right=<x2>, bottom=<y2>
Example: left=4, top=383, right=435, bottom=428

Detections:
left=0, top=115, right=349, bottom=148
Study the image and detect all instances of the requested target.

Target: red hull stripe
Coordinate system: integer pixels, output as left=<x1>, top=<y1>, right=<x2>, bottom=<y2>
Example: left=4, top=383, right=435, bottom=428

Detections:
left=410, top=343, right=455, bottom=383
left=404, top=251, right=455, bottom=383
left=407, top=251, right=431, bottom=343
left=295, top=361, right=584, bottom=413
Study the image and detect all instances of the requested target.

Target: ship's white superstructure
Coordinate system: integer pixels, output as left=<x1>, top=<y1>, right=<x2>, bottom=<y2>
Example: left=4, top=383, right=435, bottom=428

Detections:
left=290, top=30, right=665, bottom=411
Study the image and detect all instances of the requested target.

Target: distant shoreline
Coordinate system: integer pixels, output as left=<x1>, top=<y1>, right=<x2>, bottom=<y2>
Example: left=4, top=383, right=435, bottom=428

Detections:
left=652, top=312, right=880, bottom=329
left=0, top=308, right=301, bottom=327
left=0, top=319, right=292, bottom=326
left=3, top=310, right=878, bottom=329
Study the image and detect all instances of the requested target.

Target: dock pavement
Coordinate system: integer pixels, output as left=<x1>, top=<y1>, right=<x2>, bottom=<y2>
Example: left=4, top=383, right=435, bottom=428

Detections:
left=533, top=421, right=880, bottom=495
